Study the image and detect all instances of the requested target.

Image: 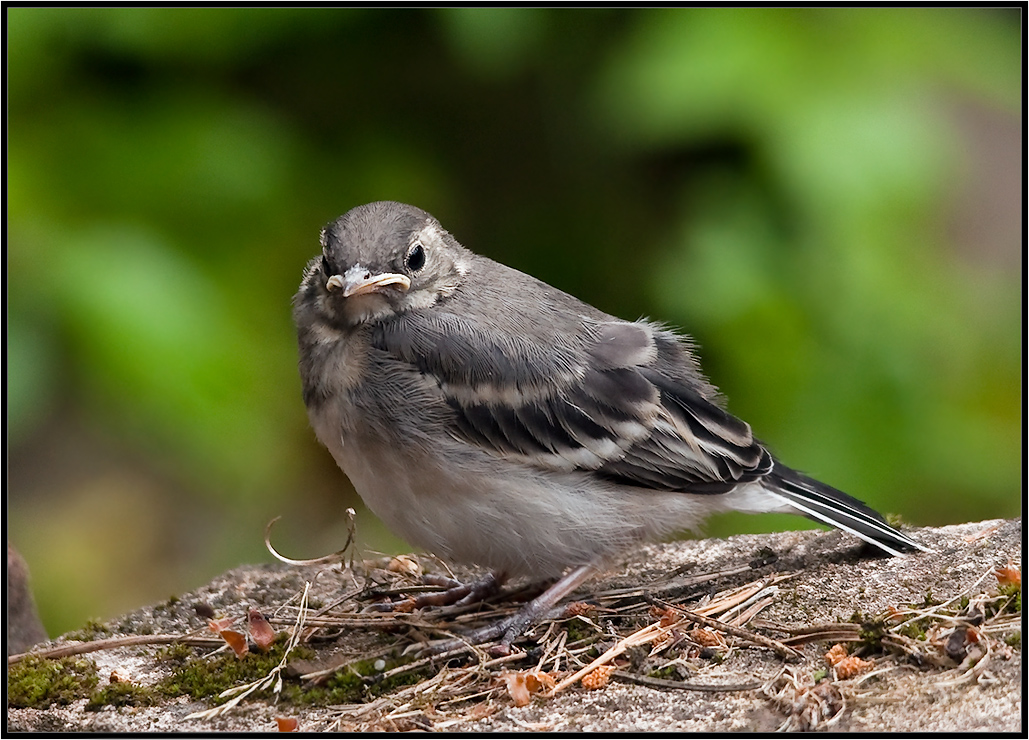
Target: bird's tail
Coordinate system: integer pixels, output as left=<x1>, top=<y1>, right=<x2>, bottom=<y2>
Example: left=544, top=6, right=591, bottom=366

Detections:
left=765, top=464, right=928, bottom=557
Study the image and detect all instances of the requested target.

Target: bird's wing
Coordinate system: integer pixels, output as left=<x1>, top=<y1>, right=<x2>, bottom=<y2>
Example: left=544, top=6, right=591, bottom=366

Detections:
left=370, top=311, right=770, bottom=492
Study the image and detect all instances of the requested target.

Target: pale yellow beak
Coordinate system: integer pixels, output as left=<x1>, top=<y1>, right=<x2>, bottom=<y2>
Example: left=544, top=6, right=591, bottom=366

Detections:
left=326, top=265, right=411, bottom=298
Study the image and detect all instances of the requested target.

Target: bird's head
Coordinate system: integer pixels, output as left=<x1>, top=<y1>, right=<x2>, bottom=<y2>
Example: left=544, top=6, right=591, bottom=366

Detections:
left=297, top=201, right=470, bottom=327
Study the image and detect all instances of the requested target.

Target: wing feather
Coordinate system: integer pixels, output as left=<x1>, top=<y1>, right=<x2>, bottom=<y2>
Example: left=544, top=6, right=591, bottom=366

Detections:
left=371, top=312, right=771, bottom=490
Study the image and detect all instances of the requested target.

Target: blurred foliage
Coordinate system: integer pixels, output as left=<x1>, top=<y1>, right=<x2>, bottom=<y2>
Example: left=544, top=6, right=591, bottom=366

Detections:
left=6, top=8, right=1022, bottom=636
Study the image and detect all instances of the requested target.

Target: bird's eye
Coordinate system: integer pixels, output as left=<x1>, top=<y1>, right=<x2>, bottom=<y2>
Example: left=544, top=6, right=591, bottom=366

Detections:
left=406, top=243, right=426, bottom=272
left=321, top=255, right=333, bottom=275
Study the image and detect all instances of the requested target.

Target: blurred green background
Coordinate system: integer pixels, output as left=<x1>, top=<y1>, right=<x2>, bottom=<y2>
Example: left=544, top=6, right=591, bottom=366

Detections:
left=7, top=8, right=1022, bottom=637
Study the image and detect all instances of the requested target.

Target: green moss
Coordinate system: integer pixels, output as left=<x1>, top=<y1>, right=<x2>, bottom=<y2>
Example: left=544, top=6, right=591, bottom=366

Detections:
left=646, top=664, right=681, bottom=680
left=149, top=636, right=435, bottom=710
left=812, top=668, right=828, bottom=683
left=564, top=617, right=600, bottom=644
left=280, top=668, right=365, bottom=706
left=997, top=584, right=1022, bottom=614
left=858, top=625, right=887, bottom=651
left=278, top=656, right=431, bottom=707
left=66, top=619, right=113, bottom=642
left=158, top=638, right=309, bottom=702
left=152, top=639, right=432, bottom=708
left=845, top=611, right=890, bottom=652
left=919, top=590, right=940, bottom=609
left=896, top=617, right=931, bottom=641
left=7, top=656, right=100, bottom=708
left=364, top=660, right=432, bottom=698
left=1004, top=631, right=1020, bottom=648
left=155, top=642, right=196, bottom=663
left=86, top=681, right=163, bottom=711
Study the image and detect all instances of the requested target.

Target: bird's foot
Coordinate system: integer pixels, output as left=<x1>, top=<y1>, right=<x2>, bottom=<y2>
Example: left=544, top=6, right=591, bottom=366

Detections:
left=416, top=602, right=564, bottom=657
left=413, top=563, right=599, bottom=657
left=365, top=571, right=504, bottom=613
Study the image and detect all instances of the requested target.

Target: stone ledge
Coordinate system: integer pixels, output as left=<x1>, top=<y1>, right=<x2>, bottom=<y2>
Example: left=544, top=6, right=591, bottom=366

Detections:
left=6, top=518, right=1022, bottom=732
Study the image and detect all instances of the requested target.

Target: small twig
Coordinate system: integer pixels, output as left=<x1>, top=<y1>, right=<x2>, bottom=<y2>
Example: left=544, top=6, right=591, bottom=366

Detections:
left=279, top=613, right=449, bottom=630
left=547, top=617, right=689, bottom=695
left=730, top=594, right=777, bottom=627
left=588, top=563, right=760, bottom=604
left=646, top=595, right=803, bottom=662
left=847, top=664, right=900, bottom=687
left=889, top=566, right=998, bottom=635
left=7, top=633, right=224, bottom=665
left=611, top=670, right=762, bottom=692
left=304, top=585, right=372, bottom=620
left=535, top=627, right=568, bottom=674
left=775, top=624, right=863, bottom=646
left=264, top=510, right=357, bottom=567
left=298, top=639, right=508, bottom=684
left=978, top=615, right=1022, bottom=635
left=691, top=575, right=785, bottom=617
left=435, top=686, right=503, bottom=709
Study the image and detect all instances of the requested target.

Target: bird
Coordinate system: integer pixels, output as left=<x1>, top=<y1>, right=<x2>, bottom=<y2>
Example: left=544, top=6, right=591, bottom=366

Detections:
left=293, top=200, right=925, bottom=648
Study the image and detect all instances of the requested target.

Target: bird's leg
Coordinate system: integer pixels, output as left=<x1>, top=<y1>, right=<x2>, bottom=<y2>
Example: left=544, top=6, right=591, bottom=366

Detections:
left=424, top=563, right=599, bottom=655
left=410, top=571, right=506, bottom=608
left=367, top=571, right=506, bottom=611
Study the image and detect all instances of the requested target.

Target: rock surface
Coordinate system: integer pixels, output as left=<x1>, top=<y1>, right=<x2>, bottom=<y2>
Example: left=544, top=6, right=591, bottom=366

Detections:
left=6, top=519, right=1022, bottom=733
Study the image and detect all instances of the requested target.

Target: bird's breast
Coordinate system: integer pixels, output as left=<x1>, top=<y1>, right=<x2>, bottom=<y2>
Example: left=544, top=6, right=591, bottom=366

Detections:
left=298, top=320, right=377, bottom=410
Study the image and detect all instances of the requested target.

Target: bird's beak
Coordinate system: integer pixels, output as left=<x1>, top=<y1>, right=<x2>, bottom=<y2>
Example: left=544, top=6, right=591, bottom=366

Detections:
left=326, top=265, right=411, bottom=298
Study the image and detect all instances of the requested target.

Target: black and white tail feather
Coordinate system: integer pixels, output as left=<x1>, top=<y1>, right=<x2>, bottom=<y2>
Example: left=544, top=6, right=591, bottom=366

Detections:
left=763, top=464, right=927, bottom=557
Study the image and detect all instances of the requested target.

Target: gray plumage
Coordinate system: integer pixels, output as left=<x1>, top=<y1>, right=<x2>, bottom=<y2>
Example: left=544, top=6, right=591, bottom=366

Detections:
left=294, top=201, right=924, bottom=584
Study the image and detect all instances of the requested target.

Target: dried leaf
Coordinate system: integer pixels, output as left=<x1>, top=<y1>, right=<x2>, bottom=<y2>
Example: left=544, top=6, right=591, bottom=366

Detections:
left=565, top=601, right=596, bottom=618
left=882, top=606, right=906, bottom=625
left=463, top=702, right=501, bottom=722
left=529, top=671, right=556, bottom=692
left=824, top=644, right=849, bottom=667
left=207, top=616, right=236, bottom=634
left=504, top=672, right=533, bottom=707
left=649, top=605, right=679, bottom=627
left=834, top=655, right=873, bottom=679
left=995, top=565, right=1021, bottom=589
left=219, top=629, right=249, bottom=658
left=275, top=717, right=299, bottom=732
left=388, top=555, right=421, bottom=577
left=764, top=669, right=845, bottom=731
left=109, top=669, right=131, bottom=684
left=690, top=627, right=724, bottom=647
left=248, top=608, right=277, bottom=652
left=649, top=629, right=680, bottom=654
left=943, top=624, right=985, bottom=667
left=504, top=670, right=555, bottom=707
left=581, top=664, right=617, bottom=690
left=391, top=598, right=417, bottom=614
